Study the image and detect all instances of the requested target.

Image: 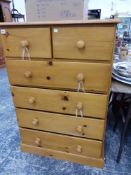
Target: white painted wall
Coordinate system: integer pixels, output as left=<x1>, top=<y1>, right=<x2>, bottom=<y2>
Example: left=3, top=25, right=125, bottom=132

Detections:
left=88, top=0, right=131, bottom=18
left=12, top=0, right=26, bottom=15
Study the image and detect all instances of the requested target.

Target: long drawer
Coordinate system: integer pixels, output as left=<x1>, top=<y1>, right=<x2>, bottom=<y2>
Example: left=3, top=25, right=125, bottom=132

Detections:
left=1, top=27, right=51, bottom=58
left=7, top=60, right=111, bottom=93
left=16, top=108, right=105, bottom=140
left=12, top=86, right=108, bottom=119
left=21, top=144, right=104, bottom=168
left=20, top=128, right=103, bottom=158
left=52, top=26, right=115, bottom=60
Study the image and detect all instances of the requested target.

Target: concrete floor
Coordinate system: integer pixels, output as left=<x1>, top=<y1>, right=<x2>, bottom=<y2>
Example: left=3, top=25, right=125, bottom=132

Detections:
left=0, top=67, right=131, bottom=175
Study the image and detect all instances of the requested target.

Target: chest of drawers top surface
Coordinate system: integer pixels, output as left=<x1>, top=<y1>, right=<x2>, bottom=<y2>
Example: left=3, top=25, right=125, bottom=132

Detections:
left=0, top=19, right=120, bottom=26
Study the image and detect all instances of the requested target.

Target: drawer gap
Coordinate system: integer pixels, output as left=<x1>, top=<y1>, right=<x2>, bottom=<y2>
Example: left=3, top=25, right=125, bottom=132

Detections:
left=12, top=85, right=108, bottom=95
left=6, top=57, right=112, bottom=63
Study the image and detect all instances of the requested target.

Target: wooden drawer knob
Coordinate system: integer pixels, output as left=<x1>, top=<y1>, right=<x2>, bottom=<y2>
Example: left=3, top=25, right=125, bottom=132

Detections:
left=24, top=71, right=32, bottom=78
left=76, top=102, right=83, bottom=110
left=77, top=73, right=84, bottom=82
left=76, top=40, right=85, bottom=49
left=76, top=145, right=82, bottom=153
left=32, top=118, right=39, bottom=126
left=76, top=125, right=83, bottom=133
left=28, top=97, right=36, bottom=104
left=20, top=40, right=29, bottom=47
left=35, top=137, right=41, bottom=146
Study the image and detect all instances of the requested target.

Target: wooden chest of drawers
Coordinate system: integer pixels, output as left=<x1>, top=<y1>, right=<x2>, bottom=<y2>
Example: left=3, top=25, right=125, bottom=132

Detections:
left=0, top=20, right=119, bottom=168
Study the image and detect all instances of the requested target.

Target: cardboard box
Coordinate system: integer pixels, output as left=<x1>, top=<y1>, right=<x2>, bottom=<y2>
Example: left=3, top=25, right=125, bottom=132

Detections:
left=25, top=0, right=88, bottom=21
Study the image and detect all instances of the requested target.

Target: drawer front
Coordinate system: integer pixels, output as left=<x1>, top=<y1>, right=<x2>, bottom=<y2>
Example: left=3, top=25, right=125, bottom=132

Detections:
left=12, top=86, right=108, bottom=119
left=21, top=144, right=104, bottom=168
left=52, top=26, right=115, bottom=60
left=1, top=28, right=51, bottom=58
left=20, top=128, right=102, bottom=158
left=16, top=108, right=105, bottom=140
left=7, top=60, right=111, bottom=93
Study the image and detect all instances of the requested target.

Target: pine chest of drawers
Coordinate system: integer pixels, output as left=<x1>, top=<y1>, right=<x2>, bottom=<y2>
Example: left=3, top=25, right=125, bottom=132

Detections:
left=0, top=20, right=119, bottom=168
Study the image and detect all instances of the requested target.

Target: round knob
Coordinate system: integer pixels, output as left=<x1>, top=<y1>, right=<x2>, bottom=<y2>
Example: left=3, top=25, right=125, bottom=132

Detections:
left=21, top=40, right=29, bottom=47
left=24, top=71, right=32, bottom=78
left=77, top=73, right=84, bottom=82
left=76, top=40, right=85, bottom=49
left=76, top=125, right=83, bottom=133
left=32, top=118, right=39, bottom=126
left=76, top=145, right=82, bottom=153
left=76, top=102, right=83, bottom=110
left=35, top=137, right=41, bottom=146
left=28, top=97, right=36, bottom=104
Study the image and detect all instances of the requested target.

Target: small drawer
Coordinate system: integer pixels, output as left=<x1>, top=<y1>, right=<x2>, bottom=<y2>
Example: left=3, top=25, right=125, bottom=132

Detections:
left=12, top=86, right=108, bottom=119
left=6, top=60, right=111, bottom=93
left=1, top=27, right=51, bottom=58
left=20, top=128, right=103, bottom=158
left=52, top=26, right=115, bottom=60
left=16, top=108, right=105, bottom=140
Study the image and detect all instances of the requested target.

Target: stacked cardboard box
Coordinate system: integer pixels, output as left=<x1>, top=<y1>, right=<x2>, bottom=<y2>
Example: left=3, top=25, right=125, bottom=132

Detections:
left=25, top=0, right=88, bottom=21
